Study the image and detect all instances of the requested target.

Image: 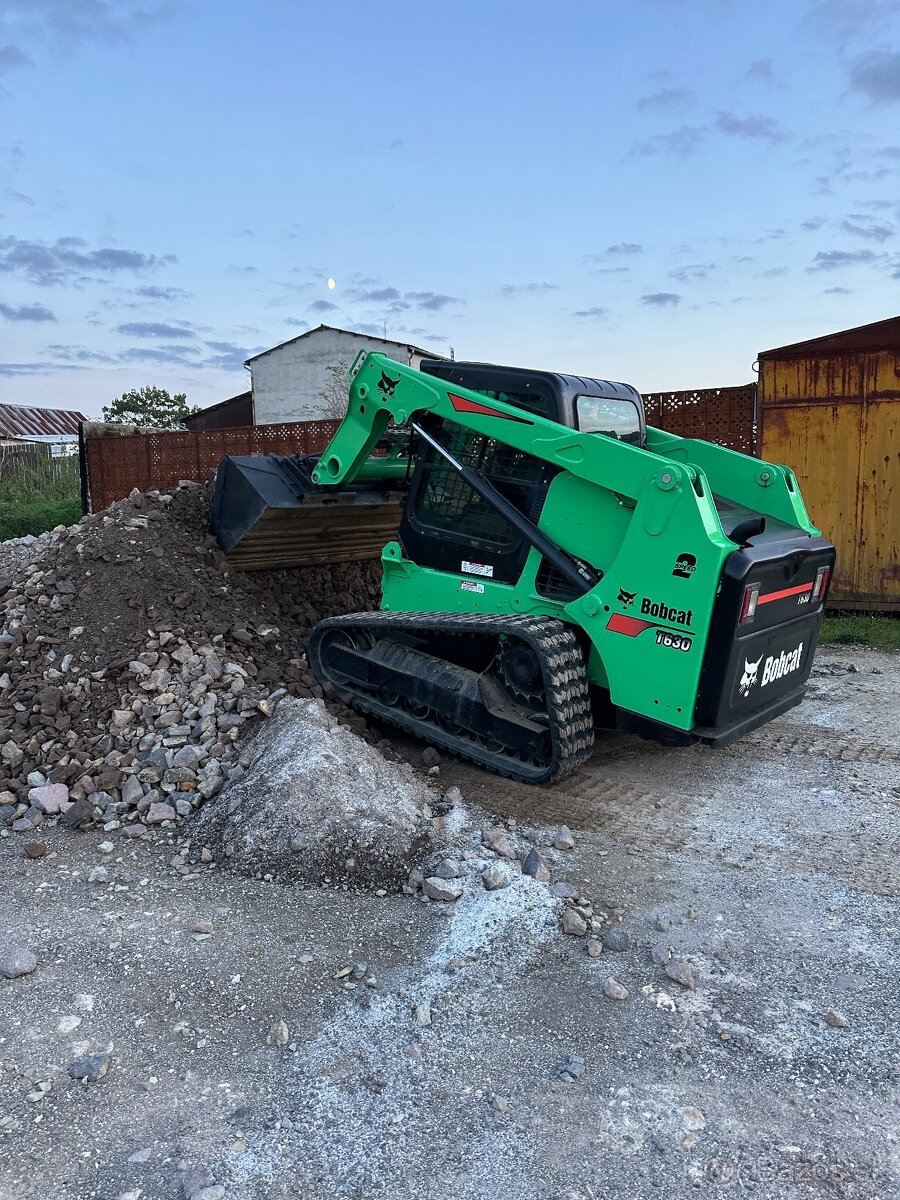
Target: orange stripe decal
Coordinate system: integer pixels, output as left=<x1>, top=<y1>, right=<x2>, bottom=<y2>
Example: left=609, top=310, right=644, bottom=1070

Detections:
left=606, top=613, right=655, bottom=636
left=757, top=582, right=813, bottom=605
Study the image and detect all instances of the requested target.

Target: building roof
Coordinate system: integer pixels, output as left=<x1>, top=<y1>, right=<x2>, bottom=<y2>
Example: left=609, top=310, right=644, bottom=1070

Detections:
left=0, top=402, right=86, bottom=439
left=244, top=323, right=438, bottom=365
left=759, top=315, right=900, bottom=361
left=183, top=390, right=251, bottom=426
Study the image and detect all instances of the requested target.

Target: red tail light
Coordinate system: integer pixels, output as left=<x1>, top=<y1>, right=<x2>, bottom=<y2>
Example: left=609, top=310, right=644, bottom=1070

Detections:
left=813, top=565, right=830, bottom=601
left=739, top=582, right=760, bottom=624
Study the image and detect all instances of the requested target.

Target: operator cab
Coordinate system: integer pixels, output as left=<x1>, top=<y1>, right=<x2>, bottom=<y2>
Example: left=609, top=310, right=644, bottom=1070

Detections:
left=401, top=359, right=646, bottom=589
left=420, top=359, right=646, bottom=447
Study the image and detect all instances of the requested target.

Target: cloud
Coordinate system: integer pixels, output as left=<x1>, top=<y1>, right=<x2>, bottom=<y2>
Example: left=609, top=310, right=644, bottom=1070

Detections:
left=824, top=286, right=853, bottom=293
left=807, top=248, right=882, bottom=270
left=0, top=1, right=178, bottom=48
left=714, top=111, right=788, bottom=142
left=0, top=300, right=55, bottom=321
left=631, top=125, right=706, bottom=158
left=841, top=213, right=895, bottom=241
left=636, top=87, right=693, bottom=111
left=499, top=282, right=558, bottom=296
left=203, top=340, right=263, bottom=369
left=572, top=306, right=608, bottom=318
left=0, top=44, right=32, bottom=78
left=641, top=292, right=681, bottom=307
left=848, top=50, right=900, bottom=103
left=758, top=266, right=789, bottom=278
left=132, top=284, right=191, bottom=301
left=0, top=361, right=90, bottom=376
left=801, top=217, right=826, bottom=231
left=669, top=262, right=716, bottom=283
left=606, top=243, right=643, bottom=257
left=0, top=235, right=175, bottom=285
left=3, top=187, right=34, bottom=205
left=119, top=344, right=197, bottom=364
left=804, top=0, right=900, bottom=45
left=405, top=291, right=462, bottom=311
left=45, top=343, right=113, bottom=363
left=116, top=321, right=195, bottom=339
left=309, top=299, right=339, bottom=313
left=341, top=283, right=462, bottom=311
left=348, top=286, right=401, bottom=302
left=588, top=265, right=629, bottom=275
left=743, top=57, right=776, bottom=83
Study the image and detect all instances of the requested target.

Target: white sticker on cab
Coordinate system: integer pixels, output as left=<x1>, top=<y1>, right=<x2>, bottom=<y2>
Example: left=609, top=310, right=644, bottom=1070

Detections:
left=460, top=580, right=485, bottom=593
left=461, top=561, right=493, bottom=578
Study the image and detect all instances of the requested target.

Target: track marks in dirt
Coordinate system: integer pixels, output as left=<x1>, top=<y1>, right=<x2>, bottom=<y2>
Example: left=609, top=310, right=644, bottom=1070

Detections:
left=742, top=722, right=900, bottom=765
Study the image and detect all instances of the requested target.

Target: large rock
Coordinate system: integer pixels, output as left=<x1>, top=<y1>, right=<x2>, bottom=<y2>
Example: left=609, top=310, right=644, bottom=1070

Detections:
left=28, top=783, right=70, bottom=814
left=0, top=945, right=37, bottom=979
left=193, top=698, right=436, bottom=889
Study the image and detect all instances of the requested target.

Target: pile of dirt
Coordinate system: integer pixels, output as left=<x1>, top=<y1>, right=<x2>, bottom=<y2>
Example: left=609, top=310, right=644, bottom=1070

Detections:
left=0, top=482, right=381, bottom=839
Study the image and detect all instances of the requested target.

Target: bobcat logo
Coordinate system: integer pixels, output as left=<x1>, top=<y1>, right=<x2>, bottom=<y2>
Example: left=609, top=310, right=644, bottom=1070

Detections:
left=617, top=588, right=637, bottom=608
left=377, top=369, right=401, bottom=399
left=738, top=655, right=763, bottom=697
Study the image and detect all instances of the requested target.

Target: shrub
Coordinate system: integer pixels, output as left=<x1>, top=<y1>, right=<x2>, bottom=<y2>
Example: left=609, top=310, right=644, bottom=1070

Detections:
left=0, top=453, right=82, bottom=542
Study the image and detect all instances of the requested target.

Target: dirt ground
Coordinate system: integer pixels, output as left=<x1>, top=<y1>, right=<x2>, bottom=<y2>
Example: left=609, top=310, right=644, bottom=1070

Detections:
left=0, top=644, right=897, bottom=1200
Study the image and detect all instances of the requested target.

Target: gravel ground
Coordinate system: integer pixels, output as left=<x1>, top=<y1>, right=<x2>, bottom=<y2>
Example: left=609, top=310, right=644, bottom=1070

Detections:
left=0, top=645, right=897, bottom=1200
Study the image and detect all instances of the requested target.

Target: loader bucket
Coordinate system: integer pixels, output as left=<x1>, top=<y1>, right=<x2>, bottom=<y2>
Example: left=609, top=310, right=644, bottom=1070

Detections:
left=210, top=453, right=406, bottom=571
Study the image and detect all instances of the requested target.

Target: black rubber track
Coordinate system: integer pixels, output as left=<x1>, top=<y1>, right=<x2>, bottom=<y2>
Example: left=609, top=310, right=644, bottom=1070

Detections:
left=307, top=611, right=595, bottom=784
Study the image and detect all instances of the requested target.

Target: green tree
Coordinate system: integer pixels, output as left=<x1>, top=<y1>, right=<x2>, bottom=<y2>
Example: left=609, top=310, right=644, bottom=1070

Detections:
left=102, top=386, right=199, bottom=429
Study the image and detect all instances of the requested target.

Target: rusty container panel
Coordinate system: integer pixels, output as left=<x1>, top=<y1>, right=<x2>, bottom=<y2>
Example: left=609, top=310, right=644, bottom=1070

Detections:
left=759, top=349, right=899, bottom=610
left=857, top=386, right=900, bottom=603
left=760, top=367, right=862, bottom=597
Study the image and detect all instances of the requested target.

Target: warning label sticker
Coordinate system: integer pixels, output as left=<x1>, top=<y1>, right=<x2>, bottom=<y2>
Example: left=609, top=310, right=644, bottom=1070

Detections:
left=461, top=561, right=493, bottom=578
left=460, top=580, right=485, bottom=594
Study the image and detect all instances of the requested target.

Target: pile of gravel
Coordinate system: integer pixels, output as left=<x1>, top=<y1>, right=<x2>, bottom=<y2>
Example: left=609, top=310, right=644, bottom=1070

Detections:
left=193, top=696, right=437, bottom=889
left=0, top=482, right=381, bottom=841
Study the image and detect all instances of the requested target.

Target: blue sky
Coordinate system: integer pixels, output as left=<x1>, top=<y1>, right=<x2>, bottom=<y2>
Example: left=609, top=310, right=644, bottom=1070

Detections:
left=1, top=0, right=899, bottom=416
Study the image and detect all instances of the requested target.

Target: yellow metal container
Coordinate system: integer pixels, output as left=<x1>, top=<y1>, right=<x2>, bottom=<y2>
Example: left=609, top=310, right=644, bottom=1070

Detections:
left=759, top=319, right=900, bottom=611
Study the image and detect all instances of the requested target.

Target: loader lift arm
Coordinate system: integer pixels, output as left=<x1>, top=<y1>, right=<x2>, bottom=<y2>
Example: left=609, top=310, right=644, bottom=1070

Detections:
left=312, top=351, right=816, bottom=538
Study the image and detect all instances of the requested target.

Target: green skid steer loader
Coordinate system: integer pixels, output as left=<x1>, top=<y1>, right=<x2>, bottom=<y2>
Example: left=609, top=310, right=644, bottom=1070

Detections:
left=211, top=351, right=834, bottom=783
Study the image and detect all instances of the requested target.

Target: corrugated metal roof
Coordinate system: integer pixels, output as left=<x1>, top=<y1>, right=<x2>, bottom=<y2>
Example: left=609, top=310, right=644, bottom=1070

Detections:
left=0, top=402, right=86, bottom=439
left=759, top=315, right=900, bottom=361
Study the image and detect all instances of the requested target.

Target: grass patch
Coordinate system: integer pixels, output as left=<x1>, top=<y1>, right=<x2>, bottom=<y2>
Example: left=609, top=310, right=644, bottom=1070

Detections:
left=819, top=614, right=900, bottom=653
left=0, top=454, right=82, bottom=542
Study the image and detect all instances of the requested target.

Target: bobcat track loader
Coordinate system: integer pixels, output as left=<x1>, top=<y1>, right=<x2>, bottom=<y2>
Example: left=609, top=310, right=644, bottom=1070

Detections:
left=211, top=351, right=835, bottom=782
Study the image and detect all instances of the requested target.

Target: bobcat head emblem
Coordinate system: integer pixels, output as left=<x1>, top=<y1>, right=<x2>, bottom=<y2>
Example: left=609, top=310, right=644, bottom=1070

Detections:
left=739, top=655, right=763, bottom=697
left=377, top=370, right=400, bottom=398
left=617, top=588, right=637, bottom=608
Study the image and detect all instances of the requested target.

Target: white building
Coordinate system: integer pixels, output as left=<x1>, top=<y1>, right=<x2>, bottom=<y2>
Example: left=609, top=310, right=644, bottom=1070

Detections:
left=246, top=325, right=440, bottom=425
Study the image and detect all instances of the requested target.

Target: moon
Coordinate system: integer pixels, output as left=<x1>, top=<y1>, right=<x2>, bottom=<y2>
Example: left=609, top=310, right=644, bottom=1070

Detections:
left=327, top=278, right=336, bottom=290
